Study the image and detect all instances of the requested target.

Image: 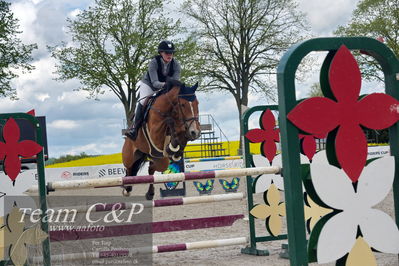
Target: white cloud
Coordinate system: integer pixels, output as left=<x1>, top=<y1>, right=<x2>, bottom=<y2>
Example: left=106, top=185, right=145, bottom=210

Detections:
left=68, top=8, right=81, bottom=18
left=11, top=56, right=58, bottom=97
left=10, top=1, right=38, bottom=45
left=56, top=91, right=88, bottom=103
left=36, top=93, right=50, bottom=102
left=111, top=102, right=124, bottom=110
left=63, top=141, right=121, bottom=156
left=48, top=119, right=79, bottom=129
left=298, top=0, right=359, bottom=36
left=65, top=143, right=100, bottom=155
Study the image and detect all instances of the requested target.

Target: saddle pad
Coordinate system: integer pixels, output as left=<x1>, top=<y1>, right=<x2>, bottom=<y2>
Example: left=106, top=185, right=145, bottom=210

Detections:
left=142, top=89, right=165, bottom=124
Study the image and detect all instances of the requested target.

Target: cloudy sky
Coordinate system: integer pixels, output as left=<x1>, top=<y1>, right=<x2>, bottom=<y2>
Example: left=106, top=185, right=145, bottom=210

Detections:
left=1, top=0, right=362, bottom=158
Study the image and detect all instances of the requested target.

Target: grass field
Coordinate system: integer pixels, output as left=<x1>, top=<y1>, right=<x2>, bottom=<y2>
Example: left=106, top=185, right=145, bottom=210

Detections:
left=47, top=141, right=262, bottom=168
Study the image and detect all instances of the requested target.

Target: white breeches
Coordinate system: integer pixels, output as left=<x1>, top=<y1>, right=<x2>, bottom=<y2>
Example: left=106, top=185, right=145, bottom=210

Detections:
left=137, top=81, right=154, bottom=105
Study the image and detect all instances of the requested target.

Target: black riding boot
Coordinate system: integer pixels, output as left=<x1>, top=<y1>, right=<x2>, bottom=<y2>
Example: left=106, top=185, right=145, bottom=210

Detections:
left=125, top=103, right=144, bottom=140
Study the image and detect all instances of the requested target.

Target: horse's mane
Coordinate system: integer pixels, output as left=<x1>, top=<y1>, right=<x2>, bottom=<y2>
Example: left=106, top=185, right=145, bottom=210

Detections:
left=163, top=78, right=197, bottom=101
left=165, top=78, right=182, bottom=92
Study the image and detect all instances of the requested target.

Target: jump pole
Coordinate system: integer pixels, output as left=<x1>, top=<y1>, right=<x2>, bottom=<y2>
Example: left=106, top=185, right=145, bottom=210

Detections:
left=31, top=237, right=248, bottom=263
left=31, top=192, right=245, bottom=214
left=50, top=214, right=245, bottom=241
left=28, top=166, right=280, bottom=193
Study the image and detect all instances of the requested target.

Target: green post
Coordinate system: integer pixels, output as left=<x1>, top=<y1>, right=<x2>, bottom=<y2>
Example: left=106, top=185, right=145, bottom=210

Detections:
left=0, top=113, right=51, bottom=266
left=241, top=105, right=287, bottom=256
left=277, top=37, right=399, bottom=265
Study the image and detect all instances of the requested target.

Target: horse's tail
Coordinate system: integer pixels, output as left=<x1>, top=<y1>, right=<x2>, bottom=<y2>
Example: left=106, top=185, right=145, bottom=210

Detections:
left=130, top=154, right=147, bottom=176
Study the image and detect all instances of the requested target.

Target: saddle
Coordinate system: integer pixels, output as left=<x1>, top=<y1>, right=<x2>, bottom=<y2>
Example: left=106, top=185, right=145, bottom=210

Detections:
left=141, top=89, right=165, bottom=124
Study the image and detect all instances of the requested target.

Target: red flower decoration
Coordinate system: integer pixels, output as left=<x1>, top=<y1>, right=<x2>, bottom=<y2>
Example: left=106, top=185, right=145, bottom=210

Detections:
left=299, top=134, right=325, bottom=162
left=27, top=109, right=35, bottom=116
left=246, top=109, right=280, bottom=164
left=0, top=118, right=43, bottom=182
left=288, top=45, right=399, bottom=182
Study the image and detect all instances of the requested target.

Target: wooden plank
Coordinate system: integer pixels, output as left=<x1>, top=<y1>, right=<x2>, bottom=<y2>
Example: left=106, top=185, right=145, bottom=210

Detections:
left=49, top=214, right=245, bottom=241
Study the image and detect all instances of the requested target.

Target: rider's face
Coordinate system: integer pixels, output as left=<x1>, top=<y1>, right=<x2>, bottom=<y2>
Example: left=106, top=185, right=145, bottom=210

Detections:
left=160, top=51, right=174, bottom=63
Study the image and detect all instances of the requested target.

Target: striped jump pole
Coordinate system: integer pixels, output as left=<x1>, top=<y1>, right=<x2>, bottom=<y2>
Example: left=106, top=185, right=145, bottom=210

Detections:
left=31, top=237, right=248, bottom=263
left=33, top=193, right=245, bottom=215
left=28, top=166, right=280, bottom=193
left=50, top=214, right=245, bottom=241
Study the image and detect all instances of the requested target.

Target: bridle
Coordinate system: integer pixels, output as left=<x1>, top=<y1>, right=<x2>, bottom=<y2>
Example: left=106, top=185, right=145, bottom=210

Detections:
left=176, top=94, right=199, bottom=139
left=149, top=89, right=199, bottom=141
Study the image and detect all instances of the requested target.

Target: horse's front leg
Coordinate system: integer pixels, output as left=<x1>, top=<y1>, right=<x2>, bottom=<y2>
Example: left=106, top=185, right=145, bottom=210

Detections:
left=122, top=139, right=135, bottom=196
left=145, top=158, right=170, bottom=200
left=122, top=167, right=134, bottom=197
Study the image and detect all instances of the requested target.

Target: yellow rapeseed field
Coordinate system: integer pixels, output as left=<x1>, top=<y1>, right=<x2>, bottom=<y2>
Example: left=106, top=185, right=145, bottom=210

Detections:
left=47, top=141, right=262, bottom=168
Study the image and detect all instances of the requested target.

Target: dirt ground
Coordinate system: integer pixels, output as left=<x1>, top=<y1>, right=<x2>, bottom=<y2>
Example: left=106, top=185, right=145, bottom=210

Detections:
left=32, top=176, right=399, bottom=266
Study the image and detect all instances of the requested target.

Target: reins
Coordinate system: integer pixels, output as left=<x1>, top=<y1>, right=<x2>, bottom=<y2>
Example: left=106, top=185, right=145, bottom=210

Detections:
left=176, top=96, right=199, bottom=139
left=149, top=88, right=198, bottom=140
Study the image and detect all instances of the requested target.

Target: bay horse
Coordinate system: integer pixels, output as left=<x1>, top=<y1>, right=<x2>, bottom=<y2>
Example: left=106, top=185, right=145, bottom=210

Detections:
left=122, top=79, right=201, bottom=199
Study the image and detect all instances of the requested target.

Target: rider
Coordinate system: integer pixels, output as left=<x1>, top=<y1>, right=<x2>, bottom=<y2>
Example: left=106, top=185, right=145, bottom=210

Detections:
left=125, top=40, right=181, bottom=140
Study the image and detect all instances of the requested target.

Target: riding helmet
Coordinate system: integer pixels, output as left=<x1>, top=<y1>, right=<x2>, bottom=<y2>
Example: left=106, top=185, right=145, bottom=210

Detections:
left=158, top=40, right=175, bottom=53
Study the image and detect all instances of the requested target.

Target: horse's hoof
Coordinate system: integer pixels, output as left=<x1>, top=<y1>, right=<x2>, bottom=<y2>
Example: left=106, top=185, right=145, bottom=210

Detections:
left=122, top=185, right=133, bottom=197
left=145, top=185, right=155, bottom=200
left=145, top=192, right=154, bottom=200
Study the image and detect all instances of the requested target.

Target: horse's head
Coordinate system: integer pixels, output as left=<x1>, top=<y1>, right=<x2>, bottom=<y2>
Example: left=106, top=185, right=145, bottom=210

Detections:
left=164, top=79, right=201, bottom=141
left=177, top=82, right=201, bottom=140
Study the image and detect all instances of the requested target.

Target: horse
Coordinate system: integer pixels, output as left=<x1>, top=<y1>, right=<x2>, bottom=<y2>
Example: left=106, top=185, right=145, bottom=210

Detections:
left=122, top=79, right=201, bottom=199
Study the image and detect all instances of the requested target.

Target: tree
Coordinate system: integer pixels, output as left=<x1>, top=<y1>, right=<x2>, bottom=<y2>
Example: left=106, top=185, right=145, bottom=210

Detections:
left=50, top=0, right=200, bottom=125
left=181, top=0, right=309, bottom=145
left=0, top=1, right=37, bottom=99
left=334, top=0, right=399, bottom=82
left=308, top=83, right=323, bottom=97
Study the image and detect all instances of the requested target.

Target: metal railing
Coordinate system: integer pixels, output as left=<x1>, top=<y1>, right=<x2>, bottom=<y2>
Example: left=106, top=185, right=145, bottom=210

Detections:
left=184, top=114, right=231, bottom=158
